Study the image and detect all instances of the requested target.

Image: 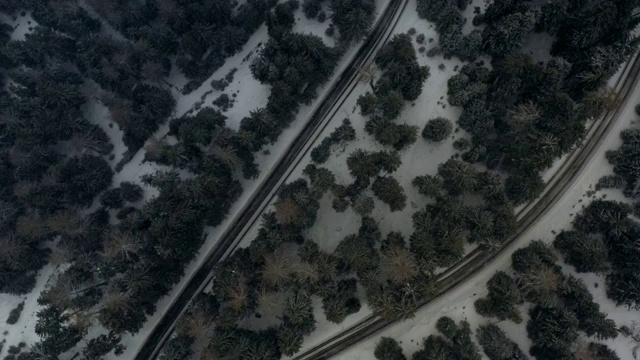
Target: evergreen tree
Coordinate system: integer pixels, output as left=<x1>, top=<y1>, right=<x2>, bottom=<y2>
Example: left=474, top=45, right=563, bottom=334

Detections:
left=374, top=337, right=406, bottom=360
left=474, top=271, right=522, bottom=323
left=527, top=306, right=579, bottom=360
left=422, top=117, right=453, bottom=142
left=476, top=323, right=528, bottom=360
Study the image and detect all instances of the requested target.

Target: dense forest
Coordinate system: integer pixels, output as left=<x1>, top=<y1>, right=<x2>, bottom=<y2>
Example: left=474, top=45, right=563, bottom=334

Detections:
left=0, top=0, right=379, bottom=358
left=161, top=0, right=640, bottom=358
left=0, top=0, right=639, bottom=359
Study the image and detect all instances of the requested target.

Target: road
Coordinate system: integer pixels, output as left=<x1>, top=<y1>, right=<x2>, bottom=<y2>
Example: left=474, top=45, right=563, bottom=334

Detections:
left=134, top=1, right=408, bottom=358
left=291, top=50, right=640, bottom=360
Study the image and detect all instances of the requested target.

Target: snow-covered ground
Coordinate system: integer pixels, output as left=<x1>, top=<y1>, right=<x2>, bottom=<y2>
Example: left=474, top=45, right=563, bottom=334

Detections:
left=336, top=62, right=640, bottom=360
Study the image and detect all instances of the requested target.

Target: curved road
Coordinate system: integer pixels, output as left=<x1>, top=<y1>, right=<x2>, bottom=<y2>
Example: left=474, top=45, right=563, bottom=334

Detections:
left=135, top=1, right=408, bottom=358
left=292, top=50, right=640, bottom=359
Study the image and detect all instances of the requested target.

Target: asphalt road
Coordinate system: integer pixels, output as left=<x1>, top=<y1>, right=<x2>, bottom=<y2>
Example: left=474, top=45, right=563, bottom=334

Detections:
left=292, top=50, right=640, bottom=360
left=134, top=1, right=408, bottom=358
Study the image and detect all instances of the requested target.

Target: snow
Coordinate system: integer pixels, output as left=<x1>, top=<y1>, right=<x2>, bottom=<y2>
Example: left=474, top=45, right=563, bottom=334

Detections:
left=0, top=11, right=34, bottom=41
left=0, top=264, right=56, bottom=357
left=336, top=51, right=640, bottom=360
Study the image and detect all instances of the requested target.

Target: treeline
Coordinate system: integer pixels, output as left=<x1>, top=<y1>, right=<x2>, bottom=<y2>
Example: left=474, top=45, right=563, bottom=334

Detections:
left=0, top=27, right=115, bottom=298
left=87, top=0, right=276, bottom=91
left=420, top=0, right=639, bottom=206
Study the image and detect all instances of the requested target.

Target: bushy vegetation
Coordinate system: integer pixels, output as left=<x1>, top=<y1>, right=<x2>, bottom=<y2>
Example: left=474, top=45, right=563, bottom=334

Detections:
left=357, top=34, right=429, bottom=150
left=310, top=118, right=356, bottom=164
left=6, top=302, right=24, bottom=325
left=433, top=0, right=640, bottom=206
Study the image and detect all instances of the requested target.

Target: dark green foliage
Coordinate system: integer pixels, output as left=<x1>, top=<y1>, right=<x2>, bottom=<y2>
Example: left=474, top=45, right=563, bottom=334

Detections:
left=422, top=117, right=453, bottom=142
left=606, top=129, right=640, bottom=194
left=416, top=0, right=480, bottom=61
left=412, top=317, right=482, bottom=360
left=457, top=98, right=494, bottom=138
left=437, top=159, right=479, bottom=196
left=206, top=328, right=281, bottom=360
left=554, top=197, right=640, bottom=310
left=267, top=1, right=299, bottom=39
left=159, top=335, right=193, bottom=360
left=57, top=155, right=114, bottom=207
left=526, top=306, right=579, bottom=360
left=410, top=196, right=467, bottom=270
left=322, top=279, right=361, bottom=323
left=374, top=34, right=430, bottom=102
left=482, top=9, right=538, bottom=58
left=412, top=174, right=442, bottom=198
left=370, top=122, right=419, bottom=151
left=372, top=176, right=407, bottom=212
left=358, top=34, right=428, bottom=150
left=329, top=0, right=376, bottom=43
left=561, top=276, right=617, bottom=340
left=336, top=232, right=379, bottom=275
left=553, top=230, right=610, bottom=274
left=82, top=333, right=124, bottom=360
left=311, top=138, right=332, bottom=163
left=347, top=149, right=401, bottom=179
left=595, top=175, right=626, bottom=191
left=504, top=169, right=544, bottom=206
left=120, top=182, right=143, bottom=203
left=584, top=343, right=621, bottom=360
left=35, top=306, right=82, bottom=357
left=511, top=240, right=557, bottom=274
left=474, top=271, right=522, bottom=323
left=100, top=188, right=123, bottom=209
left=476, top=324, right=528, bottom=360
left=310, top=118, right=356, bottom=164
left=6, top=302, right=24, bottom=325
left=374, top=337, right=406, bottom=360
left=249, top=32, right=339, bottom=146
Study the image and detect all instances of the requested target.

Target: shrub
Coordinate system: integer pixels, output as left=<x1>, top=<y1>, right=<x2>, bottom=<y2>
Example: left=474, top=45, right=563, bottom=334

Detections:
left=422, top=117, right=453, bottom=142
left=6, top=302, right=24, bottom=325
left=100, top=188, right=123, bottom=209
left=374, top=337, right=406, bottom=360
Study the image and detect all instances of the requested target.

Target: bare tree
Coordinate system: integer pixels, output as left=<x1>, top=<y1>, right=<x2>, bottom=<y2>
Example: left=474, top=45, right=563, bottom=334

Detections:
left=261, top=249, right=293, bottom=289
left=144, top=136, right=166, bottom=162
left=257, top=290, right=285, bottom=320
left=101, top=230, right=139, bottom=261
left=225, top=275, right=249, bottom=312
left=103, top=290, right=132, bottom=314
left=509, top=101, right=541, bottom=130
left=519, top=266, right=561, bottom=307
left=208, top=145, right=242, bottom=170
left=274, top=197, right=301, bottom=225
left=178, top=306, right=215, bottom=343
left=16, top=214, right=49, bottom=238
left=381, top=246, right=417, bottom=284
